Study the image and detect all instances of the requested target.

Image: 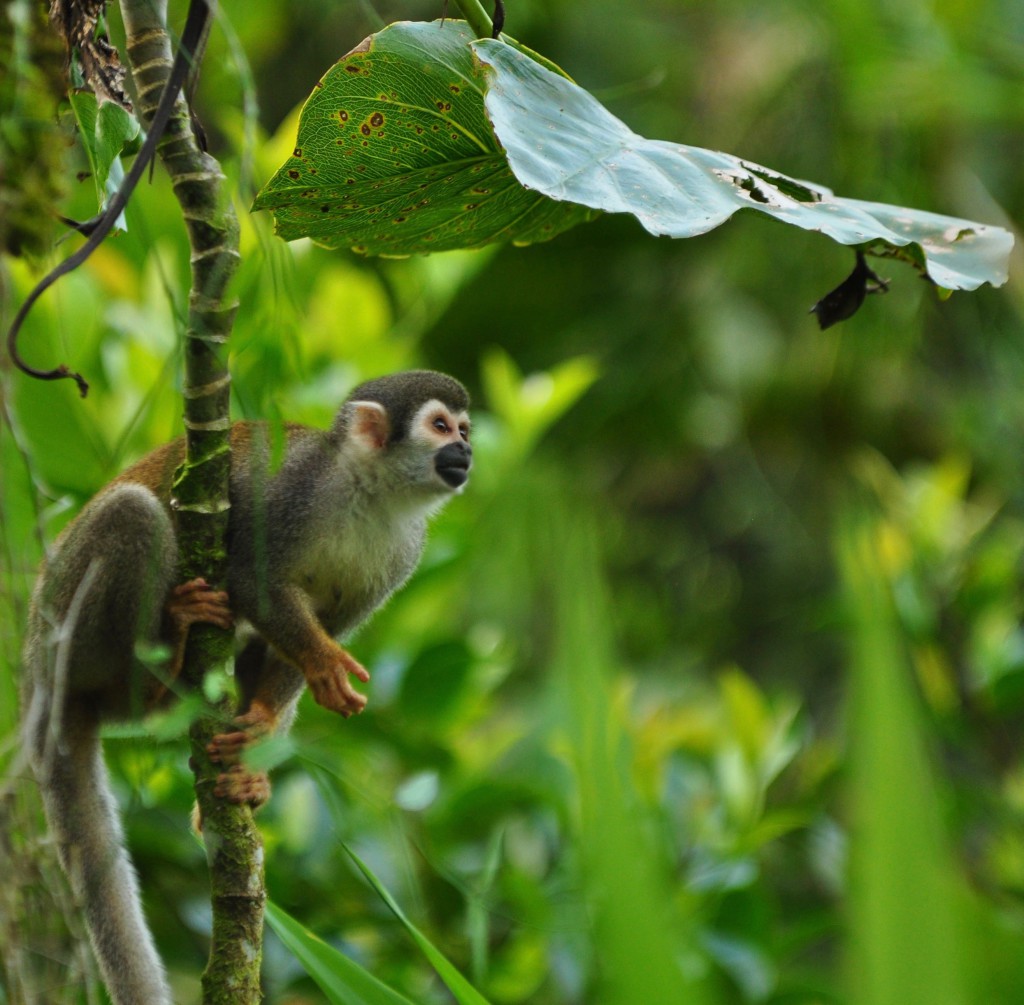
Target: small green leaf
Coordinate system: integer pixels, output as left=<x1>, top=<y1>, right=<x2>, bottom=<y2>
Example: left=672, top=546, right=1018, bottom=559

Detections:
left=482, top=349, right=599, bottom=461
left=265, top=901, right=418, bottom=1005
left=252, top=20, right=594, bottom=254
left=68, top=92, right=140, bottom=228
left=95, top=101, right=139, bottom=192
left=472, top=38, right=1013, bottom=291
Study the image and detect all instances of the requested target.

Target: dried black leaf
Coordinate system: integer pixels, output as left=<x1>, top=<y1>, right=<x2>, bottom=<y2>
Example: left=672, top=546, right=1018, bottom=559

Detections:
left=49, top=0, right=132, bottom=113
left=810, top=250, right=889, bottom=330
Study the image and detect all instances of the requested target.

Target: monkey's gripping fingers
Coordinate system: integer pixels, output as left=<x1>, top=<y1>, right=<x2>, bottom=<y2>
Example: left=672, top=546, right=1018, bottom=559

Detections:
left=213, top=764, right=271, bottom=808
left=167, top=578, right=233, bottom=632
left=206, top=707, right=274, bottom=808
left=306, top=650, right=370, bottom=718
left=207, top=706, right=273, bottom=766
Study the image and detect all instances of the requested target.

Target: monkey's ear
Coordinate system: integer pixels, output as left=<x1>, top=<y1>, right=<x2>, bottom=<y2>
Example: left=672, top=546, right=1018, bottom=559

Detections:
left=348, top=401, right=390, bottom=452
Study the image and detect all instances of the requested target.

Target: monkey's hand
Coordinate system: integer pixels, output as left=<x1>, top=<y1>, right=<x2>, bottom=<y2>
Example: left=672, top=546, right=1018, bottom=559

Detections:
left=166, top=578, right=233, bottom=633
left=305, top=647, right=371, bottom=718
left=208, top=706, right=273, bottom=808
left=152, top=579, right=234, bottom=705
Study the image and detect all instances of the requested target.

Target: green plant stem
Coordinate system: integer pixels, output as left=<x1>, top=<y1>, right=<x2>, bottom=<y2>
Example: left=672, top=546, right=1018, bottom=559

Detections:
left=118, top=1, right=264, bottom=1003
left=451, top=0, right=494, bottom=39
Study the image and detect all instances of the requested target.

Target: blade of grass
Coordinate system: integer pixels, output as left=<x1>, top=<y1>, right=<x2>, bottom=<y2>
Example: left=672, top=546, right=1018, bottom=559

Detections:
left=343, top=844, right=494, bottom=1005
left=265, top=901, right=418, bottom=1005
left=837, top=507, right=971, bottom=1005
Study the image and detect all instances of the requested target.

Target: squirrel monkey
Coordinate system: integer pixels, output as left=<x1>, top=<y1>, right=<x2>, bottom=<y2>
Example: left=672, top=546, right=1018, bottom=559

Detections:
left=21, top=370, right=472, bottom=1005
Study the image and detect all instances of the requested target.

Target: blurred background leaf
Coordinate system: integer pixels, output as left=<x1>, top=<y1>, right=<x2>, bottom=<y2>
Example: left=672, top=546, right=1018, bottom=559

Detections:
left=838, top=508, right=970, bottom=1005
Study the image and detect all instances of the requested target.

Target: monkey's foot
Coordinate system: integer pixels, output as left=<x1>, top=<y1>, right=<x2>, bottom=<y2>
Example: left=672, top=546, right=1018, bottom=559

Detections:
left=207, top=708, right=273, bottom=808
left=307, top=651, right=370, bottom=718
left=207, top=707, right=273, bottom=765
left=167, top=578, right=233, bottom=631
left=213, top=764, right=271, bottom=807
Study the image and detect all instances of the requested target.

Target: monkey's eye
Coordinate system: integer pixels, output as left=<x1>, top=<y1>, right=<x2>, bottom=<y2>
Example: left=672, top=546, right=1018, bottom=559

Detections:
left=432, top=416, right=451, bottom=434
left=459, top=424, right=470, bottom=441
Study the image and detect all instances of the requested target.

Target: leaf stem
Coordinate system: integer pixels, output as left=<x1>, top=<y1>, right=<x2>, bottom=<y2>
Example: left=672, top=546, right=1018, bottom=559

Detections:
left=451, top=0, right=494, bottom=39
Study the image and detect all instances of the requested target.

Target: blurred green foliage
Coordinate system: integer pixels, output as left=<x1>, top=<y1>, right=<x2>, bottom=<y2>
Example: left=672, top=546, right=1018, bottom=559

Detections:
left=1, top=0, right=1023, bottom=1003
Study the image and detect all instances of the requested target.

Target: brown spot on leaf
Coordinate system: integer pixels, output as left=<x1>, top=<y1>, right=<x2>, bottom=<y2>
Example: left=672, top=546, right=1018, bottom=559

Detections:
left=450, top=84, right=461, bottom=93
left=370, top=112, right=384, bottom=127
left=293, top=147, right=302, bottom=157
left=339, top=110, right=349, bottom=122
left=288, top=169, right=300, bottom=179
left=360, top=123, right=371, bottom=136
left=321, top=205, right=330, bottom=212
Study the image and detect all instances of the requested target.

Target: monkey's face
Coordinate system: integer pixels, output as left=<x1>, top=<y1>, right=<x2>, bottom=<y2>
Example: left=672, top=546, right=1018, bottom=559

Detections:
left=344, top=395, right=471, bottom=497
left=416, top=400, right=472, bottom=491
left=346, top=391, right=472, bottom=498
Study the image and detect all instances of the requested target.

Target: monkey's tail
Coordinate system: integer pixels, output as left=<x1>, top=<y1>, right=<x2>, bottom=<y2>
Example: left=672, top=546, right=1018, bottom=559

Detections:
left=26, top=706, right=174, bottom=1005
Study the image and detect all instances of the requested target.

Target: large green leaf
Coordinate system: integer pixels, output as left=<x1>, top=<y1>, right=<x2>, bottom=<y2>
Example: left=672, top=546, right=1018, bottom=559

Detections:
left=255, top=20, right=1011, bottom=291
left=252, top=21, right=594, bottom=254
left=472, top=38, right=1012, bottom=290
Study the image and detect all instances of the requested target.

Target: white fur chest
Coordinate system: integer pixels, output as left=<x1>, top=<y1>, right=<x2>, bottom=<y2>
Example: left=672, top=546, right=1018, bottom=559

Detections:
left=295, top=502, right=426, bottom=628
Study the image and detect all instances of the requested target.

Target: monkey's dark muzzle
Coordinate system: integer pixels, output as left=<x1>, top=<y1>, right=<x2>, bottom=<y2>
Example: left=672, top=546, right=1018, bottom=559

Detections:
left=435, top=442, right=472, bottom=488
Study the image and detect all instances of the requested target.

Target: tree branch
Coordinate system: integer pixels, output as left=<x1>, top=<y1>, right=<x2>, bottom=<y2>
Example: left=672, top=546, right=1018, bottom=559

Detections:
left=118, top=1, right=264, bottom=1001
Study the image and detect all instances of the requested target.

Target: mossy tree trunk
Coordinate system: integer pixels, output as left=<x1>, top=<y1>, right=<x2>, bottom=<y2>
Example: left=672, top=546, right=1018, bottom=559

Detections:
left=119, top=1, right=264, bottom=1001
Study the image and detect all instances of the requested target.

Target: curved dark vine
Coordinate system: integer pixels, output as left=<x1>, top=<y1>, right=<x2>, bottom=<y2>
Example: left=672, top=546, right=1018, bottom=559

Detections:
left=5, top=0, right=212, bottom=398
